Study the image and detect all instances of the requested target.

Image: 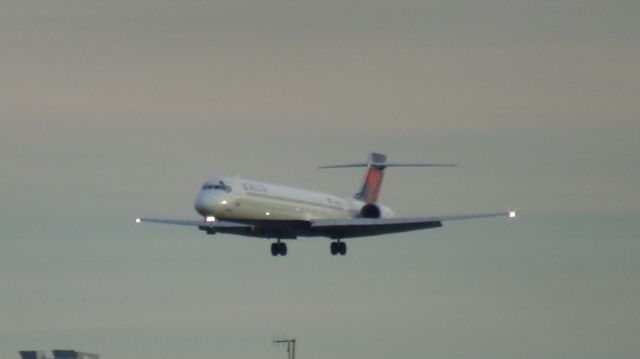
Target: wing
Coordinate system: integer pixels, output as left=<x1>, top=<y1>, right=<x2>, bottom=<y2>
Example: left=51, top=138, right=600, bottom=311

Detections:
left=136, top=211, right=516, bottom=239
left=135, top=217, right=251, bottom=228
left=137, top=215, right=320, bottom=239
left=136, top=217, right=312, bottom=239
left=310, top=211, right=515, bottom=239
left=135, top=217, right=256, bottom=236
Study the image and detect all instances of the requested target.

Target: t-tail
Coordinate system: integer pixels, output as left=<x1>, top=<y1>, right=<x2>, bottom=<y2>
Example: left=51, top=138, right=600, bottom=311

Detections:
left=318, top=152, right=457, bottom=204
left=353, top=152, right=386, bottom=203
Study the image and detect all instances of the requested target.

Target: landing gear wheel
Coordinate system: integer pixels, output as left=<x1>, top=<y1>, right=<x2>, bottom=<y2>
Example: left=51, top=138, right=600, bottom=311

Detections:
left=271, top=242, right=288, bottom=256
left=330, top=242, right=339, bottom=256
left=279, top=242, right=288, bottom=256
left=330, top=241, right=347, bottom=256
left=338, top=241, right=347, bottom=255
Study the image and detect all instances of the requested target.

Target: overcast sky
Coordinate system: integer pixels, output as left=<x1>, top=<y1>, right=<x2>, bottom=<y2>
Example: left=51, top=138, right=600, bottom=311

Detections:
left=1, top=1, right=639, bottom=358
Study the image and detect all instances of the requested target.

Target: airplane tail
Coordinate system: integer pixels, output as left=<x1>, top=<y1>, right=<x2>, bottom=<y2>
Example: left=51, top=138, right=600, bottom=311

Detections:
left=354, top=152, right=387, bottom=203
left=318, top=152, right=457, bottom=204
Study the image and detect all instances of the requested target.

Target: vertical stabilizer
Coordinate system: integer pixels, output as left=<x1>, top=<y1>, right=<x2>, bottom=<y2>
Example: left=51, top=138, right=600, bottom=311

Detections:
left=354, top=153, right=387, bottom=203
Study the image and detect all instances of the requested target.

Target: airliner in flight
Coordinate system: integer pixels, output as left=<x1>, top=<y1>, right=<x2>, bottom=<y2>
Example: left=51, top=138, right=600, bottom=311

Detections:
left=136, top=153, right=516, bottom=256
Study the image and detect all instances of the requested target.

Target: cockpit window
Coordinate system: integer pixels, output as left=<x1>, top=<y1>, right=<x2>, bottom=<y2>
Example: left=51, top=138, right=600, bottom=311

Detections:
left=201, top=182, right=232, bottom=193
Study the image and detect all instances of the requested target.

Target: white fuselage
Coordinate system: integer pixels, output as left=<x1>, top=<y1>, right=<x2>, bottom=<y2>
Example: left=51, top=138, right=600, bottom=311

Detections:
left=194, top=176, right=395, bottom=222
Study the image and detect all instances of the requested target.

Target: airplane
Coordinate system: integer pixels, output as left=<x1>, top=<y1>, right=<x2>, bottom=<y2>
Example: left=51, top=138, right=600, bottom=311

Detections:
left=136, top=152, right=516, bottom=256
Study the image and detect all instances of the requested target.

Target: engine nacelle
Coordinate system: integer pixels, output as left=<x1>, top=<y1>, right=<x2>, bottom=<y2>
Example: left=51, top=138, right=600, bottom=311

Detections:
left=360, top=203, right=381, bottom=218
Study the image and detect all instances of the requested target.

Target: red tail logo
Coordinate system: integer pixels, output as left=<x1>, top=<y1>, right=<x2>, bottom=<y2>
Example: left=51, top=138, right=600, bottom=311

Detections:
left=361, top=167, right=384, bottom=203
left=353, top=153, right=387, bottom=203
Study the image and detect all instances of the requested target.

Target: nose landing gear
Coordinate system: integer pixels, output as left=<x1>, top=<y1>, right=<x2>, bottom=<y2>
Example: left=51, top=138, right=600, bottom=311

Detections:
left=330, top=241, right=347, bottom=256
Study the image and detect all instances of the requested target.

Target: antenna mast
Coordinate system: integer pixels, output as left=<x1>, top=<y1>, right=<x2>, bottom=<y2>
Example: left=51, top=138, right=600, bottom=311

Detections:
left=273, top=338, right=296, bottom=359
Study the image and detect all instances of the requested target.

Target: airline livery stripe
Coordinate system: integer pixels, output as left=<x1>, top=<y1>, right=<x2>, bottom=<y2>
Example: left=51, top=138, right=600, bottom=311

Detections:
left=246, top=192, right=344, bottom=211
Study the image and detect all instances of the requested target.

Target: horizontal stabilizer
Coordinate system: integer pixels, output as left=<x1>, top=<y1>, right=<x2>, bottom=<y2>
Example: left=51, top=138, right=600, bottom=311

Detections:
left=318, top=162, right=457, bottom=169
left=319, top=152, right=457, bottom=203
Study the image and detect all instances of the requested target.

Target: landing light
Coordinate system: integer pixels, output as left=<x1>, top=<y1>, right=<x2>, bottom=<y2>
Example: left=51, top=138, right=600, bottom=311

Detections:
left=206, top=216, right=216, bottom=222
left=135, top=218, right=142, bottom=223
left=221, top=200, right=228, bottom=205
left=508, top=211, right=517, bottom=218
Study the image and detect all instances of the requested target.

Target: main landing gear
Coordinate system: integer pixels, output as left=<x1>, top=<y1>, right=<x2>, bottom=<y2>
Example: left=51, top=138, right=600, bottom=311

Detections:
left=270, top=240, right=347, bottom=256
left=330, top=241, right=347, bottom=256
left=271, top=241, right=288, bottom=256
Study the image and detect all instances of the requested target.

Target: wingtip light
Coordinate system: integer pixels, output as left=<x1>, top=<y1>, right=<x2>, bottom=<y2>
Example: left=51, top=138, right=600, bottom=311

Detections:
left=135, top=218, right=142, bottom=223
left=508, top=211, right=517, bottom=218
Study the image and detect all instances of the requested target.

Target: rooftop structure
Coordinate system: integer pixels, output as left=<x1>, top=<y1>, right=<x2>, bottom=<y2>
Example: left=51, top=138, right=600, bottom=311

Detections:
left=19, top=350, right=98, bottom=359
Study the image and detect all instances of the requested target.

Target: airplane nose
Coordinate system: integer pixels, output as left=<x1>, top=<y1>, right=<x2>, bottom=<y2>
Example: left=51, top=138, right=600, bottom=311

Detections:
left=194, top=191, right=215, bottom=216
